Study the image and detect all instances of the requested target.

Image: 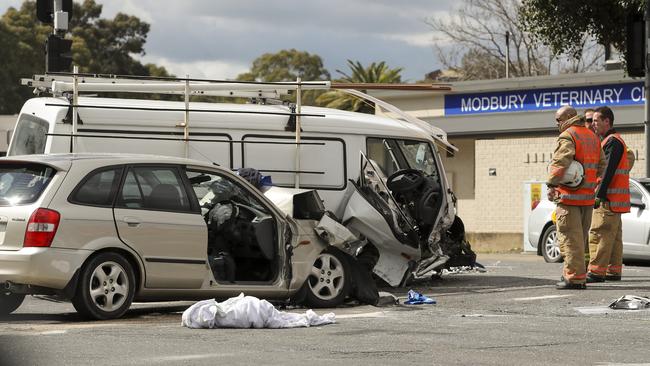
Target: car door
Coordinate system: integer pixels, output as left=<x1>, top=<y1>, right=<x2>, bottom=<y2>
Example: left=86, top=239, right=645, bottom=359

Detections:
left=113, top=164, right=207, bottom=289
left=184, top=167, right=290, bottom=291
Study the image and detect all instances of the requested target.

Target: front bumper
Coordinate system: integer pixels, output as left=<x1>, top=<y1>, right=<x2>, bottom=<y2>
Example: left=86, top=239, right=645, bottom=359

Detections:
left=0, top=247, right=90, bottom=292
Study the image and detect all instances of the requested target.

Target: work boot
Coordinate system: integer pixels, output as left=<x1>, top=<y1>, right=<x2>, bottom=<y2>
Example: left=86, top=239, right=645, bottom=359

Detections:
left=586, top=273, right=606, bottom=283
left=606, top=274, right=622, bottom=281
left=556, top=279, right=586, bottom=290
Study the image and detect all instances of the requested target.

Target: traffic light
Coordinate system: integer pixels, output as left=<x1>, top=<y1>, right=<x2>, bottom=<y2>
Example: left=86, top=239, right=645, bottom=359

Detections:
left=625, top=9, right=645, bottom=77
left=46, top=34, right=73, bottom=72
left=36, top=0, right=72, bottom=24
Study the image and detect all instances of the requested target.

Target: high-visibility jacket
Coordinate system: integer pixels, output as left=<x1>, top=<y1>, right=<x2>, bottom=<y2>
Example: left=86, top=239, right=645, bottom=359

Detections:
left=601, top=133, right=631, bottom=213
left=557, top=126, right=600, bottom=206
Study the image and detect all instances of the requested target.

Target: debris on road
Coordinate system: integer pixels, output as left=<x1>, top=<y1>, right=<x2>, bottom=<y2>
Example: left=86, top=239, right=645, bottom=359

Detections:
left=181, top=293, right=335, bottom=329
left=404, top=290, right=436, bottom=305
left=609, top=295, right=650, bottom=310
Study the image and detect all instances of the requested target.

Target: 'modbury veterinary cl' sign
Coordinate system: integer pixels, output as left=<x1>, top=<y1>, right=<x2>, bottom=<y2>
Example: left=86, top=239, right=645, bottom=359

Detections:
left=444, top=82, right=645, bottom=116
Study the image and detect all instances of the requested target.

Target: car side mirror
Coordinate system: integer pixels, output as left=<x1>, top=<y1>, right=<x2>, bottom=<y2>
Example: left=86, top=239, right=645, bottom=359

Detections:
left=631, top=197, right=646, bottom=209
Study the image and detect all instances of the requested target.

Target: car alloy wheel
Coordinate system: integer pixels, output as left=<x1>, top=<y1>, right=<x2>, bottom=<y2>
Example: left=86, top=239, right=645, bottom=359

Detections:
left=88, top=261, right=130, bottom=312
left=304, top=248, right=351, bottom=307
left=72, top=252, right=135, bottom=320
left=542, top=225, right=563, bottom=263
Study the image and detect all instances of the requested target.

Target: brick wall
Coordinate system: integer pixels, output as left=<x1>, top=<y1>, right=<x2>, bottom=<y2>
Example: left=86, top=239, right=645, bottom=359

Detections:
left=452, top=130, right=645, bottom=235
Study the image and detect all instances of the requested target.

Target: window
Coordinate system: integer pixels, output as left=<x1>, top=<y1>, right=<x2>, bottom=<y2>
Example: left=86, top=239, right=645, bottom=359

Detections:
left=366, top=138, right=401, bottom=177
left=631, top=184, right=644, bottom=204
left=396, top=140, right=437, bottom=177
left=70, top=167, right=122, bottom=206
left=8, top=115, right=48, bottom=156
left=185, top=170, right=268, bottom=213
left=366, top=137, right=440, bottom=179
left=0, top=163, right=56, bottom=206
left=116, top=166, right=191, bottom=212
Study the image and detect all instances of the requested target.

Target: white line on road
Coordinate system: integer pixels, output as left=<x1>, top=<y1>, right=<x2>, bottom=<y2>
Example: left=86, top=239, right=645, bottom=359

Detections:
left=513, top=294, right=573, bottom=301
left=335, top=311, right=387, bottom=319
left=145, top=353, right=236, bottom=363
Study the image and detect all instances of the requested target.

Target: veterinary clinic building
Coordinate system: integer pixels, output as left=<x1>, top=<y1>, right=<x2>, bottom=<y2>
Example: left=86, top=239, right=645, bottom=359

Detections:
left=373, top=70, right=646, bottom=251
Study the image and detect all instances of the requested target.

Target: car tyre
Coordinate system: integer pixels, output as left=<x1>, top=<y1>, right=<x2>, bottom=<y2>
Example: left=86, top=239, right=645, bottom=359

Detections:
left=72, top=252, right=135, bottom=320
left=0, top=292, right=25, bottom=317
left=304, top=248, right=351, bottom=308
left=541, top=225, right=563, bottom=263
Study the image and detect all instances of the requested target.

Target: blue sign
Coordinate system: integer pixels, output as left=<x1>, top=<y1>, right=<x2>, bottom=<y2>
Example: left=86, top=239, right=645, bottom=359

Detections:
left=444, top=82, right=645, bottom=116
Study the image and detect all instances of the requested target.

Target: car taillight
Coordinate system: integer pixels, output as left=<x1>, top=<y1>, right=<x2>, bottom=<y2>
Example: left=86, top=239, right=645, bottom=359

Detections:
left=24, top=208, right=60, bottom=247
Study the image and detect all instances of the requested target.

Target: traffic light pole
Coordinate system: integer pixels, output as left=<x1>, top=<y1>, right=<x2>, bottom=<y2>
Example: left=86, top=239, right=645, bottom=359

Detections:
left=645, top=2, right=650, bottom=177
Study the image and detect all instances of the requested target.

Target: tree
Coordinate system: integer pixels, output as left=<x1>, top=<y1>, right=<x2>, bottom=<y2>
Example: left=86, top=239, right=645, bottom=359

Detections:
left=520, top=0, right=644, bottom=60
left=0, top=0, right=172, bottom=114
left=316, top=60, right=403, bottom=114
left=426, top=0, right=603, bottom=81
left=236, top=49, right=330, bottom=105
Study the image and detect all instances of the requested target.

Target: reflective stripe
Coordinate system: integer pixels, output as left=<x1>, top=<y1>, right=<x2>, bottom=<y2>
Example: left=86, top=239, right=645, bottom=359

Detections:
left=609, top=201, right=631, bottom=208
left=582, top=182, right=597, bottom=188
left=583, top=163, right=599, bottom=169
left=608, top=265, right=623, bottom=271
left=561, top=193, right=595, bottom=200
left=615, top=169, right=629, bottom=175
left=607, top=188, right=629, bottom=194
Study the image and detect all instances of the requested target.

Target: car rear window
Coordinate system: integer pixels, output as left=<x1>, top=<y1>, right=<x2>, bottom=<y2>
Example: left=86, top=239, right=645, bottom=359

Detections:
left=0, top=163, right=56, bottom=206
left=69, top=167, right=123, bottom=206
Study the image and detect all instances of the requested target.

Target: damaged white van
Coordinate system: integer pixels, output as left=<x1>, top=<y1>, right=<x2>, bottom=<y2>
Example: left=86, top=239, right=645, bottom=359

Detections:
left=10, top=74, right=478, bottom=287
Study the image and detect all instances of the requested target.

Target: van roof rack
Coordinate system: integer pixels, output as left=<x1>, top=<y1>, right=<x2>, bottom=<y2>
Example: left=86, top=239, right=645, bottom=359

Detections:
left=20, top=69, right=456, bottom=186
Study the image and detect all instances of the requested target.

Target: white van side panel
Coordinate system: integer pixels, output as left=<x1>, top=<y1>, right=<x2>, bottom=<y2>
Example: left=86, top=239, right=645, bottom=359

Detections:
left=242, top=135, right=345, bottom=189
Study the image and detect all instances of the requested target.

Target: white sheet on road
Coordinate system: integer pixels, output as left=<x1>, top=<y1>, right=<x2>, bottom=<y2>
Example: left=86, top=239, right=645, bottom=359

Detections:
left=181, top=293, right=336, bottom=329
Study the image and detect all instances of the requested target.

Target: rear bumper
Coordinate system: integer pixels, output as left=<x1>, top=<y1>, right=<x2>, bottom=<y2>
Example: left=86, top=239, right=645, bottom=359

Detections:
left=0, top=247, right=90, bottom=291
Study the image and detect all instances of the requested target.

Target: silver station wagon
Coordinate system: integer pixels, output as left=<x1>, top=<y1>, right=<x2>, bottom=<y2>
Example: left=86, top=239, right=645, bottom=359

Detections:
left=0, top=154, right=351, bottom=319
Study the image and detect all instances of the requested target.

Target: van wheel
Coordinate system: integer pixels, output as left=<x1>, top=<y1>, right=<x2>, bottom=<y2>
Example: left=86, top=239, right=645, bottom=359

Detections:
left=72, top=252, right=135, bottom=320
left=304, top=248, right=351, bottom=308
left=541, top=225, right=563, bottom=263
left=0, top=292, right=25, bottom=317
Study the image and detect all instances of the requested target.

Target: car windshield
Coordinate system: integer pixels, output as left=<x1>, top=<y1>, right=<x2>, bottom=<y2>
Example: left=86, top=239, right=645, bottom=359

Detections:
left=0, top=163, right=56, bottom=206
left=639, top=181, right=650, bottom=194
left=367, top=138, right=438, bottom=177
left=396, top=140, right=437, bottom=176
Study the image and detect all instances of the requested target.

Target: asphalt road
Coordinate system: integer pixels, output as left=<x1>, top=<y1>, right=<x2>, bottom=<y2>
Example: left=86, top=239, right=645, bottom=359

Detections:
left=2, top=253, right=650, bottom=366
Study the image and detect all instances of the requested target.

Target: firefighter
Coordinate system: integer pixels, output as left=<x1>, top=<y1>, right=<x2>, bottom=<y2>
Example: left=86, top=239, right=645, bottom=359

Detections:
left=587, top=106, right=630, bottom=282
left=547, top=105, right=605, bottom=289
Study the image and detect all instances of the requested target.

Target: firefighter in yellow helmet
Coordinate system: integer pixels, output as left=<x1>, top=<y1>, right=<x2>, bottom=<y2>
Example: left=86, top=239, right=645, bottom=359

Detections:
left=547, top=105, right=606, bottom=289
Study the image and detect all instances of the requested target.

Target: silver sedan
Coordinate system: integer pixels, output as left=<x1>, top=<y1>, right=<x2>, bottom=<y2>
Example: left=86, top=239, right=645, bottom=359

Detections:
left=528, top=178, right=650, bottom=262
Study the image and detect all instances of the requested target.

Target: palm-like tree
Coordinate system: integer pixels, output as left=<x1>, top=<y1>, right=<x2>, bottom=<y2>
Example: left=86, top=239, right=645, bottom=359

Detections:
left=316, top=60, right=403, bottom=114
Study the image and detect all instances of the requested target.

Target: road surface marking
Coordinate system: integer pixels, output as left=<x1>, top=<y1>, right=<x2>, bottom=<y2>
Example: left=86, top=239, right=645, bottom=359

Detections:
left=335, top=311, right=386, bottom=319
left=513, top=294, right=573, bottom=301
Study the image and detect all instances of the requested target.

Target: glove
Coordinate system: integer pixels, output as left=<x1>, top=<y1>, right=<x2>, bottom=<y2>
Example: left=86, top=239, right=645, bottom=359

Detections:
left=594, top=197, right=602, bottom=209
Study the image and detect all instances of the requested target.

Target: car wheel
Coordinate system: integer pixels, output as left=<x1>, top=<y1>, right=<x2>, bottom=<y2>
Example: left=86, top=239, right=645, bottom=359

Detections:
left=0, top=292, right=25, bottom=317
left=304, top=248, right=351, bottom=308
left=72, top=252, right=135, bottom=320
left=541, top=225, right=563, bottom=263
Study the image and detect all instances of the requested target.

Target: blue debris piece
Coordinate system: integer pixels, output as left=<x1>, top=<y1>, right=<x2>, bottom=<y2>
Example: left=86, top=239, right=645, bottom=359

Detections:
left=404, top=289, right=436, bottom=305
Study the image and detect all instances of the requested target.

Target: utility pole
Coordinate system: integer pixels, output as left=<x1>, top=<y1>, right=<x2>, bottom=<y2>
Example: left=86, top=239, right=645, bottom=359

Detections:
left=505, top=31, right=510, bottom=79
left=643, top=2, right=650, bottom=177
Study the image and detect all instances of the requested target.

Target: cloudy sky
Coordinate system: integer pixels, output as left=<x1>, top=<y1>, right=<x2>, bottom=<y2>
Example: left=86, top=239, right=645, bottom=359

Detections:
left=1, top=0, right=455, bottom=81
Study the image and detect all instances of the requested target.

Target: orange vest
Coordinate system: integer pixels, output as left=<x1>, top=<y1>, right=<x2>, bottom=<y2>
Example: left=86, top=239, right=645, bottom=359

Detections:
left=601, top=133, right=630, bottom=213
left=558, top=126, right=600, bottom=206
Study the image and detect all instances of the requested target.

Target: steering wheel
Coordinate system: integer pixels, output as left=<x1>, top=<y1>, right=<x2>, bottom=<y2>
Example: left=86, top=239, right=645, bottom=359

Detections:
left=387, top=169, right=424, bottom=193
